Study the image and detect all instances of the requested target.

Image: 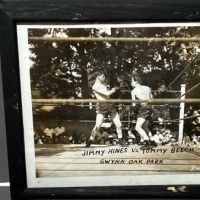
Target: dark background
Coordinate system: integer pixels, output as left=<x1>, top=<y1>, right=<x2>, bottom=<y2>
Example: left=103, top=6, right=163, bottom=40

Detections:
left=0, top=55, right=11, bottom=199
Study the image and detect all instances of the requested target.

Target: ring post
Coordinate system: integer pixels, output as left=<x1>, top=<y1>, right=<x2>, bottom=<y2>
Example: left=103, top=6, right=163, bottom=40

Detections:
left=178, top=84, right=186, bottom=144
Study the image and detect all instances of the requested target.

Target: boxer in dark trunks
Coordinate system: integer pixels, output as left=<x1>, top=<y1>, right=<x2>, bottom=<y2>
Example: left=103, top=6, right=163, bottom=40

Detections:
left=86, top=73, right=126, bottom=147
left=131, top=75, right=155, bottom=148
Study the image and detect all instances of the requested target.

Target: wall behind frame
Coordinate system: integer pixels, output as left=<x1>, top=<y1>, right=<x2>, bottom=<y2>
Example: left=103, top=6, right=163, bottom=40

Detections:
left=0, top=54, right=11, bottom=200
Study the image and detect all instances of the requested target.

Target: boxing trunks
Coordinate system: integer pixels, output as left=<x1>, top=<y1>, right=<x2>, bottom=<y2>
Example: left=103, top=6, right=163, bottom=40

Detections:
left=137, top=104, right=153, bottom=120
left=98, top=103, right=117, bottom=116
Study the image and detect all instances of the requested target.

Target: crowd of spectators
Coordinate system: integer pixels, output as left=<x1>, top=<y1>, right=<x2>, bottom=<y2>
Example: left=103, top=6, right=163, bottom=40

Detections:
left=34, top=105, right=200, bottom=147
left=33, top=122, right=183, bottom=146
left=184, top=107, right=200, bottom=147
left=34, top=124, right=87, bottom=145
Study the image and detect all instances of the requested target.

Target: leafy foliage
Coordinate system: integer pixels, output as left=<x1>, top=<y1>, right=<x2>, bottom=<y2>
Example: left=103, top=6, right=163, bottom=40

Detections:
left=29, top=26, right=200, bottom=99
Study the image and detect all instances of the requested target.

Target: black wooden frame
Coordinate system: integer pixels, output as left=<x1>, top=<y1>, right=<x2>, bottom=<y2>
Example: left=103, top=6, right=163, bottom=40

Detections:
left=1, top=0, right=200, bottom=199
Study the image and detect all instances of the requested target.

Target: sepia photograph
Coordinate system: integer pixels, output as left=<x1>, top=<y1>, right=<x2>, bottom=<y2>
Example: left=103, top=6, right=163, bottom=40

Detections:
left=17, top=23, right=200, bottom=188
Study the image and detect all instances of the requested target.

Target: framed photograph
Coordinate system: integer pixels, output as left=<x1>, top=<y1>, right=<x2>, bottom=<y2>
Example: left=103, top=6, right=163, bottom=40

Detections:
left=1, top=1, right=200, bottom=199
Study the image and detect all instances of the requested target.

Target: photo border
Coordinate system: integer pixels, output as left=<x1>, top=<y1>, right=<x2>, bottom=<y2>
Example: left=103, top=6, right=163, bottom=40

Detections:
left=17, top=23, right=200, bottom=189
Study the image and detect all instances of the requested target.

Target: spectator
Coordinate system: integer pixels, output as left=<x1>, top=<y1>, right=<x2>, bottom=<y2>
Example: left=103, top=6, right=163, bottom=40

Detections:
left=73, top=129, right=81, bottom=144
left=54, top=123, right=65, bottom=143
left=80, top=133, right=86, bottom=144
left=69, top=135, right=74, bottom=144
left=34, top=129, right=45, bottom=144
left=191, top=133, right=199, bottom=146
left=43, top=124, right=54, bottom=144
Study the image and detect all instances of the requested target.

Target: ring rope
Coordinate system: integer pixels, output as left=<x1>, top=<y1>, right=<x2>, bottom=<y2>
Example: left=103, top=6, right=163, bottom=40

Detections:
left=29, top=36, right=200, bottom=42
left=32, top=98, right=200, bottom=104
left=68, top=114, right=200, bottom=124
left=34, top=103, right=180, bottom=108
left=163, top=54, right=200, bottom=92
left=153, top=114, right=200, bottom=123
left=177, top=82, right=200, bottom=99
left=120, top=89, right=180, bottom=93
